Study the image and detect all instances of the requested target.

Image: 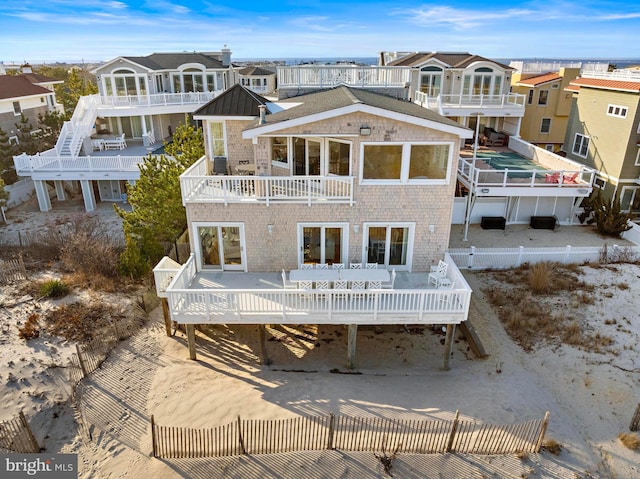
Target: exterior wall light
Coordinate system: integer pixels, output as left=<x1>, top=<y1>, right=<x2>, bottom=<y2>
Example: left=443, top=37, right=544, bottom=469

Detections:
left=359, top=127, right=371, bottom=136
left=267, top=224, right=274, bottom=234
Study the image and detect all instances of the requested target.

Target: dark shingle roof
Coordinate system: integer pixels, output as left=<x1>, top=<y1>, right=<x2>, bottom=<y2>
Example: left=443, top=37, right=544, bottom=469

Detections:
left=194, top=84, right=268, bottom=117
left=22, top=73, right=63, bottom=85
left=388, top=52, right=512, bottom=70
left=246, top=86, right=467, bottom=131
left=122, top=52, right=225, bottom=70
left=0, top=75, right=53, bottom=100
left=239, top=66, right=274, bottom=76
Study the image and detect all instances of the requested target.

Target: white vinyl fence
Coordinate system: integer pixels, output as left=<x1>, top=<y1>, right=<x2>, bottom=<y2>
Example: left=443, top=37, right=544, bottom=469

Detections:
left=448, top=244, right=640, bottom=270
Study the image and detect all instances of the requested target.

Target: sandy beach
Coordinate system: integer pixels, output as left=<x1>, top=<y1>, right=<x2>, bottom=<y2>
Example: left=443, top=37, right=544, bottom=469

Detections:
left=1, top=202, right=639, bottom=478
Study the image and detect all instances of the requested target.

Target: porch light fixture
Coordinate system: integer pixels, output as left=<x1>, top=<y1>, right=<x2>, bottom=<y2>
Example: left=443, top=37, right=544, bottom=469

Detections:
left=267, top=224, right=274, bottom=234
left=353, top=224, right=360, bottom=233
left=359, top=126, right=371, bottom=136
left=481, top=188, right=490, bottom=194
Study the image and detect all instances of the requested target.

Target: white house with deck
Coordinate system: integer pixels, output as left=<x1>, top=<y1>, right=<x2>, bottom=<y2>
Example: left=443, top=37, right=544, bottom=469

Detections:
left=13, top=48, right=236, bottom=212
left=155, top=84, right=475, bottom=369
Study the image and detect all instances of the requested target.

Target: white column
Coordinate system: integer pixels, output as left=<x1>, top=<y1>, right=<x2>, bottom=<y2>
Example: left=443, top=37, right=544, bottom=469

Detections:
left=80, top=180, right=96, bottom=212
left=54, top=180, right=66, bottom=201
left=34, top=180, right=51, bottom=212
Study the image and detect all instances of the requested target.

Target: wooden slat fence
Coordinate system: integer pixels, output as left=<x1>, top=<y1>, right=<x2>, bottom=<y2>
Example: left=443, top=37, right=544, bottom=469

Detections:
left=630, top=403, right=640, bottom=432
left=151, top=411, right=549, bottom=459
left=0, top=254, right=26, bottom=283
left=0, top=412, right=40, bottom=453
left=69, top=315, right=146, bottom=382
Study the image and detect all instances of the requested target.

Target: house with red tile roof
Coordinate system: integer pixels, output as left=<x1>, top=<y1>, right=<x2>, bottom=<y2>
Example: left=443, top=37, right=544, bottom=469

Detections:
left=563, top=69, right=640, bottom=215
left=511, top=68, right=581, bottom=153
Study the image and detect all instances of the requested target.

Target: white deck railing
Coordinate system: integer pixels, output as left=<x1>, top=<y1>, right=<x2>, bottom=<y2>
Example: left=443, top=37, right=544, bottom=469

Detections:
left=414, top=91, right=526, bottom=110
left=457, top=157, right=594, bottom=190
left=96, top=91, right=222, bottom=108
left=14, top=153, right=144, bottom=173
left=581, top=70, right=640, bottom=81
left=277, top=66, right=411, bottom=89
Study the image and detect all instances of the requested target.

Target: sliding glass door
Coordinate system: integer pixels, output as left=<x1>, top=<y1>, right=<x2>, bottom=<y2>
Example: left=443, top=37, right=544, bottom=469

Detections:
left=363, top=223, right=414, bottom=270
left=195, top=223, right=245, bottom=271
left=298, top=224, right=348, bottom=265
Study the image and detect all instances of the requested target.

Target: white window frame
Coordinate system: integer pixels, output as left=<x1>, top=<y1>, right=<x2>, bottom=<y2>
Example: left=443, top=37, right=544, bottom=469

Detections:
left=572, top=133, right=590, bottom=158
left=13, top=101, right=21, bottom=115
left=359, top=141, right=453, bottom=185
left=538, top=90, right=549, bottom=106
left=325, top=138, right=352, bottom=176
left=297, top=222, right=349, bottom=266
left=8, top=135, right=19, bottom=145
left=607, top=104, right=628, bottom=118
left=540, top=118, right=551, bottom=134
left=208, top=120, right=227, bottom=157
left=545, top=144, right=554, bottom=152
left=635, top=148, right=640, bottom=166
left=527, top=90, right=534, bottom=105
left=192, top=221, right=247, bottom=272
left=593, top=176, right=606, bottom=189
left=361, top=222, right=416, bottom=272
left=270, top=136, right=289, bottom=169
left=619, top=186, right=640, bottom=212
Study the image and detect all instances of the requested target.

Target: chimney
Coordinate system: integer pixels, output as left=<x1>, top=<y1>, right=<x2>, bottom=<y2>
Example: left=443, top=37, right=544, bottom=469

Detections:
left=221, top=45, right=231, bottom=67
left=21, top=63, right=33, bottom=74
left=258, top=105, right=267, bottom=125
left=0, top=62, right=6, bottom=75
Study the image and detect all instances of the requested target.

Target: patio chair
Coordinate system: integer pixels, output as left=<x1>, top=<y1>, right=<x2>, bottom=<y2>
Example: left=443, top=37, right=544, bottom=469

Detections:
left=381, top=269, right=397, bottom=289
left=368, top=280, right=382, bottom=289
left=365, top=263, right=378, bottom=269
left=316, top=263, right=329, bottom=270
left=281, top=269, right=296, bottom=289
left=544, top=172, right=560, bottom=183
left=334, top=280, right=348, bottom=289
left=351, top=280, right=366, bottom=289
left=301, top=263, right=314, bottom=270
left=562, top=172, right=579, bottom=184
left=350, top=263, right=362, bottom=269
left=298, top=280, right=313, bottom=290
left=213, top=156, right=228, bottom=175
left=428, top=260, right=448, bottom=287
left=332, top=263, right=345, bottom=270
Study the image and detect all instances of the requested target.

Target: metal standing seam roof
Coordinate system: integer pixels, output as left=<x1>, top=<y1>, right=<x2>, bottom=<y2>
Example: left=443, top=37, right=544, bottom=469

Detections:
left=568, top=77, right=640, bottom=93
left=243, top=85, right=470, bottom=131
left=193, top=84, right=269, bottom=117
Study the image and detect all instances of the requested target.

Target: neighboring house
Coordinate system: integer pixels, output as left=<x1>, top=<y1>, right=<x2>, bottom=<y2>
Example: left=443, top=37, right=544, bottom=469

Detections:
left=511, top=67, right=581, bottom=153
left=238, top=66, right=276, bottom=95
left=0, top=64, right=63, bottom=143
left=563, top=69, right=640, bottom=215
left=13, top=48, right=236, bottom=212
left=155, top=84, right=474, bottom=367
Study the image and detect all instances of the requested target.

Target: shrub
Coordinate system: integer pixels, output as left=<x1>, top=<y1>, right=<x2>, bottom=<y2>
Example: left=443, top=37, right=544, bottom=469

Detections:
left=580, top=190, right=632, bottom=237
left=541, top=438, right=562, bottom=455
left=618, top=432, right=640, bottom=450
left=18, top=314, right=40, bottom=340
left=40, top=279, right=70, bottom=298
left=528, top=262, right=555, bottom=294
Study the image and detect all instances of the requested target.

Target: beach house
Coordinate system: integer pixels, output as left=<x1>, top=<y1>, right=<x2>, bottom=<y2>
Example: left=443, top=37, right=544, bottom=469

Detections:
left=154, top=84, right=475, bottom=368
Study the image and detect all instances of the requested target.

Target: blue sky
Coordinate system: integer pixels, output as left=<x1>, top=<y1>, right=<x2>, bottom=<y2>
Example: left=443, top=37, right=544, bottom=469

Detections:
left=1, top=1, right=639, bottom=64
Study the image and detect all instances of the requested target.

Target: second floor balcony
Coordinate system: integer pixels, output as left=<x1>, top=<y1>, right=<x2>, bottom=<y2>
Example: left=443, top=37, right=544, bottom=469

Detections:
left=414, top=91, right=526, bottom=117
left=181, top=156, right=355, bottom=206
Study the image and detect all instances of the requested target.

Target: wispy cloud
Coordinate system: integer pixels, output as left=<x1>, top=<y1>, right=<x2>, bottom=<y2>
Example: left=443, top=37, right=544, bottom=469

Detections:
left=398, top=6, right=537, bottom=29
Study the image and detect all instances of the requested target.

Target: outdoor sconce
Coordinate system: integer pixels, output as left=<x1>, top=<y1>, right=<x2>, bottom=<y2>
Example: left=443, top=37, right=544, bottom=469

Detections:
left=353, top=224, right=360, bottom=233
left=359, top=127, right=371, bottom=136
left=267, top=224, right=274, bottom=234
left=481, top=188, right=490, bottom=194
left=428, top=224, right=435, bottom=233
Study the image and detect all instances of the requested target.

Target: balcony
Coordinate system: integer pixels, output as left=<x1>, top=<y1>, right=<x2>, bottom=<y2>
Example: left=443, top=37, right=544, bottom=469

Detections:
left=154, top=254, right=472, bottom=326
left=414, top=91, right=526, bottom=117
left=92, top=91, right=222, bottom=115
left=277, top=65, right=411, bottom=90
left=181, top=156, right=354, bottom=206
left=457, top=137, right=595, bottom=198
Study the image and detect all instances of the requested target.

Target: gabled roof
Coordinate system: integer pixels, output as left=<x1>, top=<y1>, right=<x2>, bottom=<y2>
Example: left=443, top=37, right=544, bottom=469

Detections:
left=239, top=66, right=274, bottom=76
left=0, top=75, right=54, bottom=101
left=243, top=86, right=471, bottom=137
left=123, top=52, right=226, bottom=70
left=387, top=52, right=512, bottom=70
left=21, top=73, right=63, bottom=86
left=516, top=72, right=562, bottom=87
left=568, top=77, right=640, bottom=93
left=193, top=84, right=268, bottom=117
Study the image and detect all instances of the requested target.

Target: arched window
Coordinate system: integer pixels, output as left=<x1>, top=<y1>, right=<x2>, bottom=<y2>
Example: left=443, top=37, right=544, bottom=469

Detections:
left=463, top=66, right=503, bottom=98
left=104, top=68, right=146, bottom=97
left=420, top=66, right=442, bottom=97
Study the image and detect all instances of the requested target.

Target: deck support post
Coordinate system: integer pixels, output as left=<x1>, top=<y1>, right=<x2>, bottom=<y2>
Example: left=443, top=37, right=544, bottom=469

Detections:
left=161, top=298, right=171, bottom=336
left=442, top=324, right=455, bottom=371
left=258, top=324, right=270, bottom=365
left=186, top=324, right=197, bottom=360
left=347, top=324, right=358, bottom=369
